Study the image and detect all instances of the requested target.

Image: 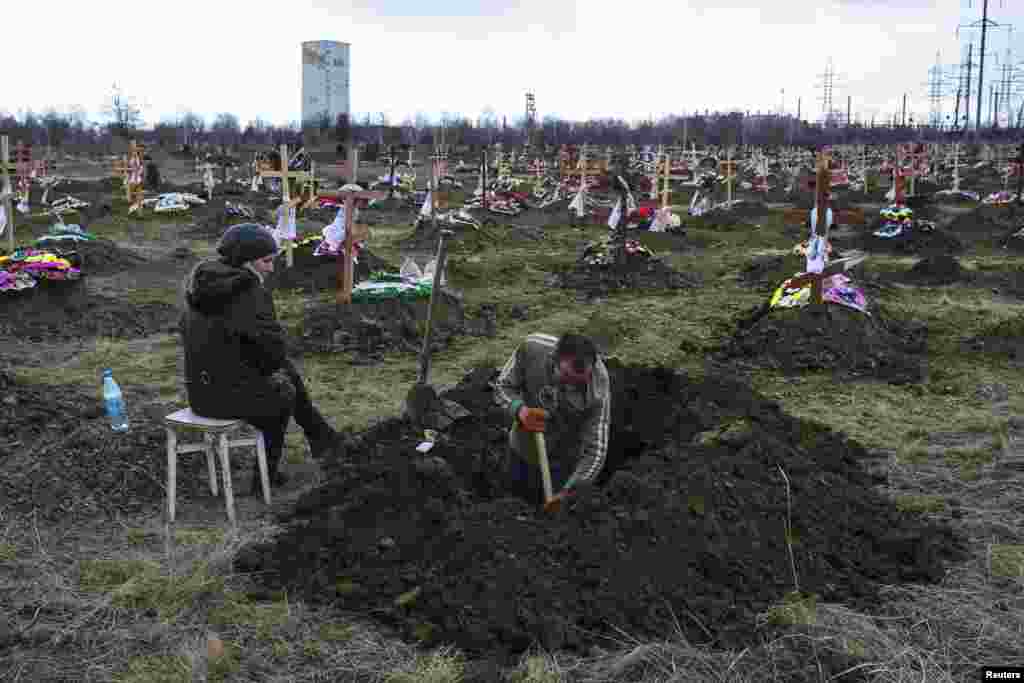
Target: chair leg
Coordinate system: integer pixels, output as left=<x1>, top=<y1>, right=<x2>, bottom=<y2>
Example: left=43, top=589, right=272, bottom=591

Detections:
left=165, top=427, right=177, bottom=523
left=204, top=433, right=218, bottom=496
left=255, top=431, right=271, bottom=506
left=218, top=433, right=236, bottom=528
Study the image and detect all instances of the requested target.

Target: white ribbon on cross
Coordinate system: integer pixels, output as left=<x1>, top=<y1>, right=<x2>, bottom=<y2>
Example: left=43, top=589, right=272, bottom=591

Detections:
left=607, top=198, right=622, bottom=229
left=275, top=203, right=297, bottom=241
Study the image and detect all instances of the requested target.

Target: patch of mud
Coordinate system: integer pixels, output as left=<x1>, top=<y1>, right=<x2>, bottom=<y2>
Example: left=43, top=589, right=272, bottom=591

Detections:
left=234, top=362, right=966, bottom=661
left=64, top=238, right=148, bottom=276
left=298, top=290, right=466, bottom=359
left=548, top=255, right=696, bottom=298
left=895, top=254, right=967, bottom=286
left=945, top=204, right=1024, bottom=247
left=0, top=280, right=179, bottom=342
left=0, top=371, right=206, bottom=521
left=720, top=303, right=927, bottom=384
left=847, top=222, right=964, bottom=255
left=265, top=245, right=392, bottom=295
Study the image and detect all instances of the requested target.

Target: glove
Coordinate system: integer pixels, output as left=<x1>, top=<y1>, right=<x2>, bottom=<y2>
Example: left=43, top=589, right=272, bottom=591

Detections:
left=544, top=488, right=574, bottom=513
left=517, top=406, right=547, bottom=433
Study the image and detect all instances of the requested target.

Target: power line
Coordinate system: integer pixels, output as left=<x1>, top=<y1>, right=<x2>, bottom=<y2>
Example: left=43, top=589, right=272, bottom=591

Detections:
left=957, top=0, right=1011, bottom=132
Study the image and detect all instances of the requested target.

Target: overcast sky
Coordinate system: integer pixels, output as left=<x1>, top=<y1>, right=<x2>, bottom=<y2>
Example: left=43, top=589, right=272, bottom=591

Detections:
left=5, top=0, right=1024, bottom=128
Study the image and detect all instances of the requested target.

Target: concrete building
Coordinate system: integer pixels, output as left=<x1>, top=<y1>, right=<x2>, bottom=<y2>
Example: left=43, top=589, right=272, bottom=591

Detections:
left=301, top=40, right=350, bottom=129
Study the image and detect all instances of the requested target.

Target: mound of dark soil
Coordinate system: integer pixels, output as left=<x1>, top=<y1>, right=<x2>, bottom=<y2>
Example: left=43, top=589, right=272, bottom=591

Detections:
left=903, top=254, right=965, bottom=285
left=69, top=238, right=148, bottom=275
left=265, top=245, right=391, bottom=294
left=945, top=204, right=1024, bottom=245
left=0, top=280, right=179, bottom=341
left=0, top=371, right=206, bottom=521
left=548, top=256, right=696, bottom=297
left=298, top=289, right=466, bottom=358
left=852, top=222, right=964, bottom=255
left=234, top=361, right=966, bottom=662
left=721, top=303, right=927, bottom=384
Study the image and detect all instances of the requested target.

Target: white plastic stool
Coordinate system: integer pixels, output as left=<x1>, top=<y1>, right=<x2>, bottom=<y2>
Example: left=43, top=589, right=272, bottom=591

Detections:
left=163, top=408, right=270, bottom=526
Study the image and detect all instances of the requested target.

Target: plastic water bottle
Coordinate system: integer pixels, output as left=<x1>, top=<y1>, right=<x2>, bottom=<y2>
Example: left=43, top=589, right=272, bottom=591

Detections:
left=102, top=369, right=130, bottom=433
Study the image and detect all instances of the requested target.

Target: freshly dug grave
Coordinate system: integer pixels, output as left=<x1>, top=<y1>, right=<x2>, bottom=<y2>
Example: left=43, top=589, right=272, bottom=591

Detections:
left=0, top=279, right=179, bottom=342
left=900, top=253, right=966, bottom=285
left=547, top=253, right=696, bottom=298
left=0, top=371, right=206, bottom=522
left=720, top=302, right=927, bottom=384
left=264, top=244, right=391, bottom=294
left=848, top=221, right=964, bottom=255
left=65, top=238, right=148, bottom=276
left=945, top=204, right=1024, bottom=246
left=234, top=361, right=966, bottom=664
left=298, top=288, right=466, bottom=358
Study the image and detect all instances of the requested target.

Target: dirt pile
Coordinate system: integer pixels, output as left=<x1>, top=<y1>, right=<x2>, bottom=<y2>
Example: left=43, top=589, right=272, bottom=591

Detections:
left=548, top=245, right=696, bottom=298
left=298, top=289, right=466, bottom=359
left=946, top=204, right=1024, bottom=246
left=852, top=221, right=964, bottom=255
left=265, top=245, right=391, bottom=294
left=234, top=362, right=966, bottom=662
left=904, top=254, right=965, bottom=285
left=0, top=280, right=179, bottom=342
left=721, top=303, right=927, bottom=384
left=70, top=238, right=148, bottom=275
left=0, top=371, right=206, bottom=521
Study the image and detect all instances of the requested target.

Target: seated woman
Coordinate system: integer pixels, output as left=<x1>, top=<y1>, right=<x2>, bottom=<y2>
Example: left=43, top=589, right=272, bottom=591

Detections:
left=180, top=223, right=340, bottom=496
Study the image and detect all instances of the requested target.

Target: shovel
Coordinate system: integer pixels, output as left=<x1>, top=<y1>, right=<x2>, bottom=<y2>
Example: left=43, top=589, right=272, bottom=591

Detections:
left=405, top=229, right=454, bottom=425
left=533, top=431, right=563, bottom=513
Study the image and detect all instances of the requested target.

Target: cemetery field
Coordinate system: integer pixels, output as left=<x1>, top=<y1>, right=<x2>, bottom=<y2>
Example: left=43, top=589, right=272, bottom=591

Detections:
left=3, top=152, right=1024, bottom=682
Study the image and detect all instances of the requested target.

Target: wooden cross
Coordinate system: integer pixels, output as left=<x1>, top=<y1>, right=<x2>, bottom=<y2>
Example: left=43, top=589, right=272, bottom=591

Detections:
left=316, top=147, right=358, bottom=187
left=649, top=144, right=663, bottom=200
left=1, top=136, right=14, bottom=253
left=718, top=148, right=737, bottom=204
left=1015, top=142, right=1024, bottom=206
left=950, top=142, right=963, bottom=192
left=259, top=144, right=313, bottom=267
left=786, top=154, right=836, bottom=305
left=314, top=187, right=387, bottom=304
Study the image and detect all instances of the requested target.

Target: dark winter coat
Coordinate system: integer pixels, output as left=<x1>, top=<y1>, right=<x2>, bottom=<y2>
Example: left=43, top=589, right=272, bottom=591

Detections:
left=180, top=260, right=290, bottom=420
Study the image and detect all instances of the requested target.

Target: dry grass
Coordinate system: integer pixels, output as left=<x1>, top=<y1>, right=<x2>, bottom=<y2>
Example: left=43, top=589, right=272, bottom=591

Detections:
left=6, top=205, right=1024, bottom=681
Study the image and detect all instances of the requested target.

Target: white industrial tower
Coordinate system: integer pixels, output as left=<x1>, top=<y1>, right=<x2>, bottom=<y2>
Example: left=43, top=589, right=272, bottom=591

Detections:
left=301, top=40, right=351, bottom=129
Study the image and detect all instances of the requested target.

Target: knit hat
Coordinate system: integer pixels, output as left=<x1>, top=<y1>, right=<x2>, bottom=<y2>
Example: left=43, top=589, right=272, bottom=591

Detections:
left=216, top=223, right=278, bottom=267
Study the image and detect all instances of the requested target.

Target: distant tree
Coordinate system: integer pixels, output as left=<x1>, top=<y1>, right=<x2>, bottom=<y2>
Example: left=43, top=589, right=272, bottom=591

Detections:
left=102, top=83, right=144, bottom=135
left=179, top=111, right=205, bottom=148
left=41, top=109, right=71, bottom=149
left=210, top=112, right=241, bottom=146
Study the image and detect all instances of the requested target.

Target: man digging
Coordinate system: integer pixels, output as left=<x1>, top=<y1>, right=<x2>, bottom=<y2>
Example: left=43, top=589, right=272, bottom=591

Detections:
left=495, top=333, right=611, bottom=511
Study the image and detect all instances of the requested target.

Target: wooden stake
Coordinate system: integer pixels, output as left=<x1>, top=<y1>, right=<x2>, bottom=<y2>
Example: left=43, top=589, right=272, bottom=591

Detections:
left=1, top=136, right=13, bottom=253
left=315, top=187, right=387, bottom=304
left=259, top=144, right=313, bottom=267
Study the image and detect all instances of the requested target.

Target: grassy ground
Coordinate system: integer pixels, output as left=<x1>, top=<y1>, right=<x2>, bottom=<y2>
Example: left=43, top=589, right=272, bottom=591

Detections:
left=4, top=195, right=1024, bottom=681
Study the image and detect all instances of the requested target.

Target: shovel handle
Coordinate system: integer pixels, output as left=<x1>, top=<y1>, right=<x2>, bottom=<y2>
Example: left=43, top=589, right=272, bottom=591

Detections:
left=533, top=431, right=554, bottom=504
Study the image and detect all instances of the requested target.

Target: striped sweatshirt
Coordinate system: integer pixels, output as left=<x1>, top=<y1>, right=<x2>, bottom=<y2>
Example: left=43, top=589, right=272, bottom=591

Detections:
left=494, top=333, right=611, bottom=490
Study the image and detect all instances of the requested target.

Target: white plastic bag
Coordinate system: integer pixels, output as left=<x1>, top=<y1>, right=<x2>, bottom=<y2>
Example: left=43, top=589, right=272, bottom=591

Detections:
left=400, top=257, right=423, bottom=280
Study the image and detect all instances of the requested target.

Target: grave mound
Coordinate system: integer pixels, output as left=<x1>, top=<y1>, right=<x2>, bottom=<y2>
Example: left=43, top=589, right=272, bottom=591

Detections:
left=264, top=245, right=391, bottom=294
left=298, top=288, right=466, bottom=358
left=945, top=204, right=1024, bottom=244
left=70, top=238, right=148, bottom=275
left=547, top=245, right=696, bottom=297
left=0, top=371, right=206, bottom=521
left=721, top=303, right=927, bottom=384
left=853, top=221, right=964, bottom=255
left=0, top=279, right=179, bottom=341
left=904, top=254, right=965, bottom=285
left=233, top=361, right=966, bottom=663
